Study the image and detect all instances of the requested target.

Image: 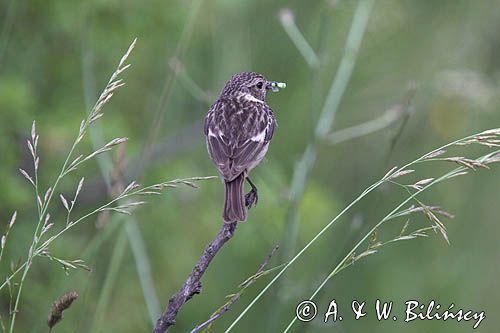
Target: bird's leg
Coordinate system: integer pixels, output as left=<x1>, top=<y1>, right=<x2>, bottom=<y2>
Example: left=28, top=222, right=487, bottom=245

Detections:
left=245, top=177, right=259, bottom=208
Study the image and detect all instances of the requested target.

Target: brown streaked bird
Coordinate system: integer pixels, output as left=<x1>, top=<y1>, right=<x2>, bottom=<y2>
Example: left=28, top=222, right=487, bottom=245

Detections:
left=204, top=72, right=286, bottom=223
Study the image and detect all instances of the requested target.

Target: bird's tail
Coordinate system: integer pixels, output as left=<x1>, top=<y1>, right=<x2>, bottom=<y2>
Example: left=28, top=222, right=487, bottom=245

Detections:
left=223, top=173, right=247, bottom=223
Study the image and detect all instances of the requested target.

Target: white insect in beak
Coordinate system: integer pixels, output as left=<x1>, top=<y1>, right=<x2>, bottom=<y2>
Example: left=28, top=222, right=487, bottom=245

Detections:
left=267, top=81, right=287, bottom=92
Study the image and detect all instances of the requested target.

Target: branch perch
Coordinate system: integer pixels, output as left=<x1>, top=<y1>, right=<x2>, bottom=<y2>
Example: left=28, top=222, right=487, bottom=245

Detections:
left=153, top=222, right=238, bottom=333
left=190, top=245, right=279, bottom=333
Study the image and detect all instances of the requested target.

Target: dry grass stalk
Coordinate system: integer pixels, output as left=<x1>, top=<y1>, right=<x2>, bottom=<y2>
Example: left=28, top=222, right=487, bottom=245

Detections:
left=230, top=128, right=499, bottom=333
left=0, top=212, right=17, bottom=262
left=4, top=36, right=218, bottom=333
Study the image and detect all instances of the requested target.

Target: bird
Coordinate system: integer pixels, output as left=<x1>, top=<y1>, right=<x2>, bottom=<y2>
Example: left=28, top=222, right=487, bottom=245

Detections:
left=204, top=72, right=286, bottom=223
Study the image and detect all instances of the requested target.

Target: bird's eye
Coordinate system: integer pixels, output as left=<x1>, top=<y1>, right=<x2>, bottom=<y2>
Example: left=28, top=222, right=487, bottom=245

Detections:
left=256, top=81, right=263, bottom=89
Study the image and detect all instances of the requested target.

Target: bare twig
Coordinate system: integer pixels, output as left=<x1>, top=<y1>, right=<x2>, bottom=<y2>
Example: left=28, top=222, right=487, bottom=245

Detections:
left=153, top=222, right=238, bottom=333
left=190, top=245, right=279, bottom=333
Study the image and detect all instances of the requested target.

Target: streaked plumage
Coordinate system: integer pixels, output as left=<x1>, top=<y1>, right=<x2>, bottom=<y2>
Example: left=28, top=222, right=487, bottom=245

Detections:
left=204, top=72, right=280, bottom=223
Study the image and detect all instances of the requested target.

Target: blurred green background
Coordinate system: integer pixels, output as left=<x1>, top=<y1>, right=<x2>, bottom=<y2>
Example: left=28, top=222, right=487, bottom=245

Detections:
left=0, top=0, right=499, bottom=332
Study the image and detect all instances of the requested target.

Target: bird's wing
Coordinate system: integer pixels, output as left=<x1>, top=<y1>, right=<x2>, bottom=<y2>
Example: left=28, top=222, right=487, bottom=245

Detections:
left=205, top=102, right=235, bottom=179
left=231, top=105, right=275, bottom=171
left=205, top=100, right=275, bottom=181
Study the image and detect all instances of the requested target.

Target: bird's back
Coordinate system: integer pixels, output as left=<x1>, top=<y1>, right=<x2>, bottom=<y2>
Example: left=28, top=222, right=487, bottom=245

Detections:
left=206, top=95, right=275, bottom=154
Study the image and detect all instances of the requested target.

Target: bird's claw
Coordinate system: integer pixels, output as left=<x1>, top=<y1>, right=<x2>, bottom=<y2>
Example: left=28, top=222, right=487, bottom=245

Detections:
left=245, top=188, right=258, bottom=209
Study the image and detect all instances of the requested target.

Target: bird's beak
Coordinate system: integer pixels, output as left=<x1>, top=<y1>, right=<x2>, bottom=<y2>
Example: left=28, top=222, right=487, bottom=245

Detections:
left=266, top=81, right=287, bottom=92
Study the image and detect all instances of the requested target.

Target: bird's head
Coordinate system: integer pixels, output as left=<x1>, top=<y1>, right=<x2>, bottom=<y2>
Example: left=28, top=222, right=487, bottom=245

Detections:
left=221, top=72, right=286, bottom=102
